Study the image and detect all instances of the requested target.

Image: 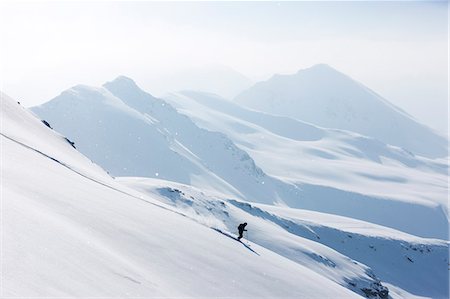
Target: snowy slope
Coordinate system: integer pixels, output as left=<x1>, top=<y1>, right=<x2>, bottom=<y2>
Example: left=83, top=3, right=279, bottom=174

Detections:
left=32, top=80, right=448, bottom=239
left=118, top=177, right=449, bottom=299
left=2, top=92, right=366, bottom=297
left=164, top=91, right=449, bottom=240
left=1, top=92, right=109, bottom=181
left=32, top=78, right=322, bottom=210
left=234, top=64, right=448, bottom=158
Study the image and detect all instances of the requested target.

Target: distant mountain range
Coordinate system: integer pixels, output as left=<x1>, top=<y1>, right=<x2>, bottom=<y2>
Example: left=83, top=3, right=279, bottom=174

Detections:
left=3, top=91, right=448, bottom=298
left=234, top=64, right=448, bottom=158
left=164, top=90, right=448, bottom=240
left=3, top=92, right=380, bottom=298
left=31, top=75, right=448, bottom=240
left=31, top=76, right=301, bottom=205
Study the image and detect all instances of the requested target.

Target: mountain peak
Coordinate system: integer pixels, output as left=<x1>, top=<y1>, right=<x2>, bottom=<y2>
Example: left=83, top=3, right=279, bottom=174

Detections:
left=103, top=75, right=159, bottom=102
left=297, top=64, right=342, bottom=77
left=307, top=63, right=333, bottom=70
left=69, top=84, right=103, bottom=93
left=235, top=64, right=448, bottom=158
left=269, top=64, right=340, bottom=82
left=104, top=75, right=139, bottom=89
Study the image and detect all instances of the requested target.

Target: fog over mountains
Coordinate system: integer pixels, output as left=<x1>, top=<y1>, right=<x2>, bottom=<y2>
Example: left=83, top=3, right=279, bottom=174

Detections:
left=32, top=72, right=448, bottom=239
left=235, top=64, right=448, bottom=158
left=3, top=64, right=448, bottom=298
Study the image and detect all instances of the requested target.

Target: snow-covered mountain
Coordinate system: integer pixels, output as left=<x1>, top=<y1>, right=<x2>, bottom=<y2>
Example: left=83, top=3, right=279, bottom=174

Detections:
left=32, top=79, right=448, bottom=240
left=31, top=77, right=302, bottom=206
left=3, top=92, right=373, bottom=297
left=120, top=178, right=448, bottom=299
left=3, top=92, right=448, bottom=298
left=234, top=64, right=448, bottom=158
left=165, top=91, right=449, bottom=240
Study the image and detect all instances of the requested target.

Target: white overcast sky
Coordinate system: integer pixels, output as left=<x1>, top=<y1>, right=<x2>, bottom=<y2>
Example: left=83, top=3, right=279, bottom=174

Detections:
left=0, top=1, right=448, bottom=134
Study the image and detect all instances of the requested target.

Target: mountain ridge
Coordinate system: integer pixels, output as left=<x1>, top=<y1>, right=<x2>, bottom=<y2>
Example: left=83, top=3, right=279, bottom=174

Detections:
left=4, top=85, right=447, bottom=297
left=235, top=64, right=448, bottom=158
left=4, top=92, right=375, bottom=298
left=32, top=78, right=299, bottom=206
left=165, top=90, right=448, bottom=239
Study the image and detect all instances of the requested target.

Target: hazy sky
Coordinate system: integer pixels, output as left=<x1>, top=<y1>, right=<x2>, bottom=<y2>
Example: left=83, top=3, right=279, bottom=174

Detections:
left=0, top=1, right=448, bottom=134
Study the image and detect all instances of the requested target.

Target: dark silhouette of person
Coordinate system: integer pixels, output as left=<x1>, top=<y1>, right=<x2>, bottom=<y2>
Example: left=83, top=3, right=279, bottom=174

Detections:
left=237, top=222, right=247, bottom=240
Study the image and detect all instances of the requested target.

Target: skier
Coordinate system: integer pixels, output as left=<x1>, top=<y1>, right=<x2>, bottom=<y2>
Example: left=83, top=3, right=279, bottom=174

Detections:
left=237, top=222, right=247, bottom=240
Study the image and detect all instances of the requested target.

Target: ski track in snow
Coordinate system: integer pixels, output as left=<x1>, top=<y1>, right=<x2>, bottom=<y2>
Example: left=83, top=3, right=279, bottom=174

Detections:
left=212, top=228, right=260, bottom=255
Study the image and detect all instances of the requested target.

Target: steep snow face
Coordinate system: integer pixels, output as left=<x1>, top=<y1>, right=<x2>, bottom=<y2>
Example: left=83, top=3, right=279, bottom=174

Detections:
left=31, top=83, right=242, bottom=199
left=165, top=91, right=449, bottom=240
left=118, top=177, right=449, bottom=299
left=234, top=64, right=448, bottom=158
left=31, top=78, right=301, bottom=206
left=167, top=90, right=326, bottom=142
left=1, top=92, right=109, bottom=180
left=3, top=92, right=447, bottom=298
left=2, top=92, right=367, bottom=298
left=30, top=77, right=448, bottom=239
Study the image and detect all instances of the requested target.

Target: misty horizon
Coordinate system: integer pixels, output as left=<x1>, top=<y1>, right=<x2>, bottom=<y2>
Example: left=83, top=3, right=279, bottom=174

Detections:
left=1, top=1, right=448, bottom=135
left=2, top=2, right=449, bottom=297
